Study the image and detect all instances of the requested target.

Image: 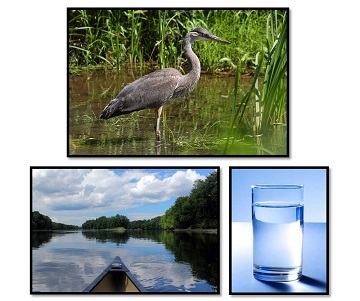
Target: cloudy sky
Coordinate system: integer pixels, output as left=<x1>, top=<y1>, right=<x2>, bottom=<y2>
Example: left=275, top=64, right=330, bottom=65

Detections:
left=32, top=168, right=215, bottom=226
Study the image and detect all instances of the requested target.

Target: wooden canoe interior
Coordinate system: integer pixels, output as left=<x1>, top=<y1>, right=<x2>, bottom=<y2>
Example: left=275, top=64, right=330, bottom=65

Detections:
left=90, top=270, right=140, bottom=292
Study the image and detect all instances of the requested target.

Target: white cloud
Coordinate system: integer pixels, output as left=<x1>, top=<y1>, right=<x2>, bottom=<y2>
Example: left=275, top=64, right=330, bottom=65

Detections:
left=32, top=169, right=206, bottom=220
left=129, top=169, right=202, bottom=203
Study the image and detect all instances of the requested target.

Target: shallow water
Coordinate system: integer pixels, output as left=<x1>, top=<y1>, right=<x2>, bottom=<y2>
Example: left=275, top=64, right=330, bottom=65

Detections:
left=68, top=69, right=287, bottom=156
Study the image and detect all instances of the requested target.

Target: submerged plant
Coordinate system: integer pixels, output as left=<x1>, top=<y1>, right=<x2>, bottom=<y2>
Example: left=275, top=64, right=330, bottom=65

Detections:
left=223, top=58, right=263, bottom=154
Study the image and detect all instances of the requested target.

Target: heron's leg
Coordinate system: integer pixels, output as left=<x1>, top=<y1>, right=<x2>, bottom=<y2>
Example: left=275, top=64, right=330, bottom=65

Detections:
left=154, top=106, right=163, bottom=141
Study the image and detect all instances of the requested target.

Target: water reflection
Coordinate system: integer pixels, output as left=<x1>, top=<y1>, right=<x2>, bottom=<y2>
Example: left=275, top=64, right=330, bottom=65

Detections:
left=68, top=69, right=287, bottom=155
left=32, top=230, right=219, bottom=293
left=32, top=231, right=53, bottom=248
left=164, top=231, right=219, bottom=289
left=82, top=230, right=130, bottom=245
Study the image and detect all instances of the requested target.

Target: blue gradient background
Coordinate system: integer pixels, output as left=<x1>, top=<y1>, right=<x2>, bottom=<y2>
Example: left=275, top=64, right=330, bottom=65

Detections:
left=231, top=167, right=328, bottom=223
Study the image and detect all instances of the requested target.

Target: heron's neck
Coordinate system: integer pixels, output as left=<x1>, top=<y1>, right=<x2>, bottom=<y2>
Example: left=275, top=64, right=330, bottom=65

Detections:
left=183, top=37, right=201, bottom=82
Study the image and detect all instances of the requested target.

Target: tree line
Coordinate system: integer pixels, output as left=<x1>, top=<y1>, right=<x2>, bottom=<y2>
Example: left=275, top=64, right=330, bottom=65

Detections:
left=32, top=211, right=80, bottom=230
left=160, top=171, right=218, bottom=229
left=128, top=216, right=162, bottom=230
left=82, top=214, right=129, bottom=229
left=129, top=171, right=218, bottom=230
left=32, top=170, right=218, bottom=231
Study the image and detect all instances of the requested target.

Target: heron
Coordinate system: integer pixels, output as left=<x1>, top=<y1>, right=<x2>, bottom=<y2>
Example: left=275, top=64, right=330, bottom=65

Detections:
left=99, top=27, right=230, bottom=141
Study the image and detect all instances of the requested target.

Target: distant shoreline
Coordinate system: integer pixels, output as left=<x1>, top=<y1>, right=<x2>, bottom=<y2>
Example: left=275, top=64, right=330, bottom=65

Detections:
left=32, top=228, right=218, bottom=234
left=174, top=228, right=218, bottom=234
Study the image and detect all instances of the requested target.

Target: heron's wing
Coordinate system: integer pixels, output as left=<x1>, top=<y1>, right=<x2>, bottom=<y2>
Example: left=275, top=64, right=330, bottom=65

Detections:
left=100, top=68, right=182, bottom=119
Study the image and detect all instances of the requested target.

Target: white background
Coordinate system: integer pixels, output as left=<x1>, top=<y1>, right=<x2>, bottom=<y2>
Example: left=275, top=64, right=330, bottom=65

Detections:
left=1, top=0, right=359, bottom=299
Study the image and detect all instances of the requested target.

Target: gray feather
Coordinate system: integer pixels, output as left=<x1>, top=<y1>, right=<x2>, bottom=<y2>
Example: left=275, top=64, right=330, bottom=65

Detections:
left=100, top=68, right=181, bottom=119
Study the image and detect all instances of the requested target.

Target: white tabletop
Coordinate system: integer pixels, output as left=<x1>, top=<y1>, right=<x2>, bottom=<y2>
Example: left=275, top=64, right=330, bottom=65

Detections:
left=231, top=222, right=328, bottom=294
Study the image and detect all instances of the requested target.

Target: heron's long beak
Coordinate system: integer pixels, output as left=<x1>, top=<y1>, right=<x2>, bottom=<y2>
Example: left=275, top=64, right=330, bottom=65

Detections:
left=209, top=34, right=231, bottom=44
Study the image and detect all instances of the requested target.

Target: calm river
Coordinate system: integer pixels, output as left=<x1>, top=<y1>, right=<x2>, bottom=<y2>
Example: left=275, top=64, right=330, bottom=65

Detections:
left=32, top=230, right=219, bottom=293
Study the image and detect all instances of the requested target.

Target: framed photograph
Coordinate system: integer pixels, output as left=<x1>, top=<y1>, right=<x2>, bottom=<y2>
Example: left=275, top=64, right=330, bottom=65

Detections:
left=31, top=167, right=220, bottom=294
left=229, top=166, right=329, bottom=294
left=68, top=8, right=289, bottom=156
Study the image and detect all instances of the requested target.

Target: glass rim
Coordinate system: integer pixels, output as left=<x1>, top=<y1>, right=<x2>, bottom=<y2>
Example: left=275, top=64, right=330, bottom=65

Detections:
left=251, top=184, right=304, bottom=189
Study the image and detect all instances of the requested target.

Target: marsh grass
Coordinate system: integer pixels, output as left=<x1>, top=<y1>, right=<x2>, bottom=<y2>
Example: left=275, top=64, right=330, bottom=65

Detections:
left=223, top=59, right=264, bottom=154
left=166, top=119, right=223, bottom=152
left=259, top=12, right=288, bottom=131
left=221, top=11, right=287, bottom=155
left=68, top=9, right=287, bottom=73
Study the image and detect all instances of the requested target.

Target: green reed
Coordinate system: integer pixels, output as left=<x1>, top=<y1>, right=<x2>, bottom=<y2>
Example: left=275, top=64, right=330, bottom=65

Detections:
left=259, top=12, right=288, bottom=131
left=223, top=11, right=287, bottom=154
left=126, top=10, right=146, bottom=67
left=68, top=9, right=286, bottom=73
left=251, top=11, right=287, bottom=136
left=158, top=10, right=166, bottom=69
left=223, top=56, right=263, bottom=154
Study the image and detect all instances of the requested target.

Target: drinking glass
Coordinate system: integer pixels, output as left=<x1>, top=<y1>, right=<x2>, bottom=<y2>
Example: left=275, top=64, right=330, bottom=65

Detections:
left=252, top=184, right=304, bottom=282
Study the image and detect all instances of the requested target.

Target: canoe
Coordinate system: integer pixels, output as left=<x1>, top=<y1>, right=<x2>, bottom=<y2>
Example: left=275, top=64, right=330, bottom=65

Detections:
left=83, top=256, right=146, bottom=293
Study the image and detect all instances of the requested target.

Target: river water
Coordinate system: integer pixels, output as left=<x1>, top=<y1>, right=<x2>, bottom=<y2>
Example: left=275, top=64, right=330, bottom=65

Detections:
left=68, top=69, right=287, bottom=156
left=31, top=229, right=219, bottom=293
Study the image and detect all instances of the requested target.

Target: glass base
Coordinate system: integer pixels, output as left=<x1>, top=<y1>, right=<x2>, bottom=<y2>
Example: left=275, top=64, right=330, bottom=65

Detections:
left=253, top=265, right=302, bottom=282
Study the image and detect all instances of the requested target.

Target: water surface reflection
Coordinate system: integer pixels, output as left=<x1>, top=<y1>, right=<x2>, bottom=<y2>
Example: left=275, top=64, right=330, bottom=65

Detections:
left=68, top=69, right=287, bottom=155
left=32, top=230, right=219, bottom=293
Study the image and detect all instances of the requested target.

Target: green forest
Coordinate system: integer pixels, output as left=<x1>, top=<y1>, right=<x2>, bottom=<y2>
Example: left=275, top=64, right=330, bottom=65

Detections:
left=32, top=171, right=218, bottom=231
left=32, top=211, right=80, bottom=230
left=82, top=214, right=130, bottom=229
left=160, top=171, right=218, bottom=229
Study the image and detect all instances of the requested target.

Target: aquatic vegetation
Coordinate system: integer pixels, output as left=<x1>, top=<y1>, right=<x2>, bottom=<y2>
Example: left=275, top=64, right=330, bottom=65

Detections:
left=68, top=9, right=287, bottom=73
left=223, top=11, right=288, bottom=155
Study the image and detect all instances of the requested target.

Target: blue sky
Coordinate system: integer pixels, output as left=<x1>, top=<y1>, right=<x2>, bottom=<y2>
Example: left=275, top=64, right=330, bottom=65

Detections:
left=231, top=167, right=329, bottom=223
left=32, top=168, right=215, bottom=226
